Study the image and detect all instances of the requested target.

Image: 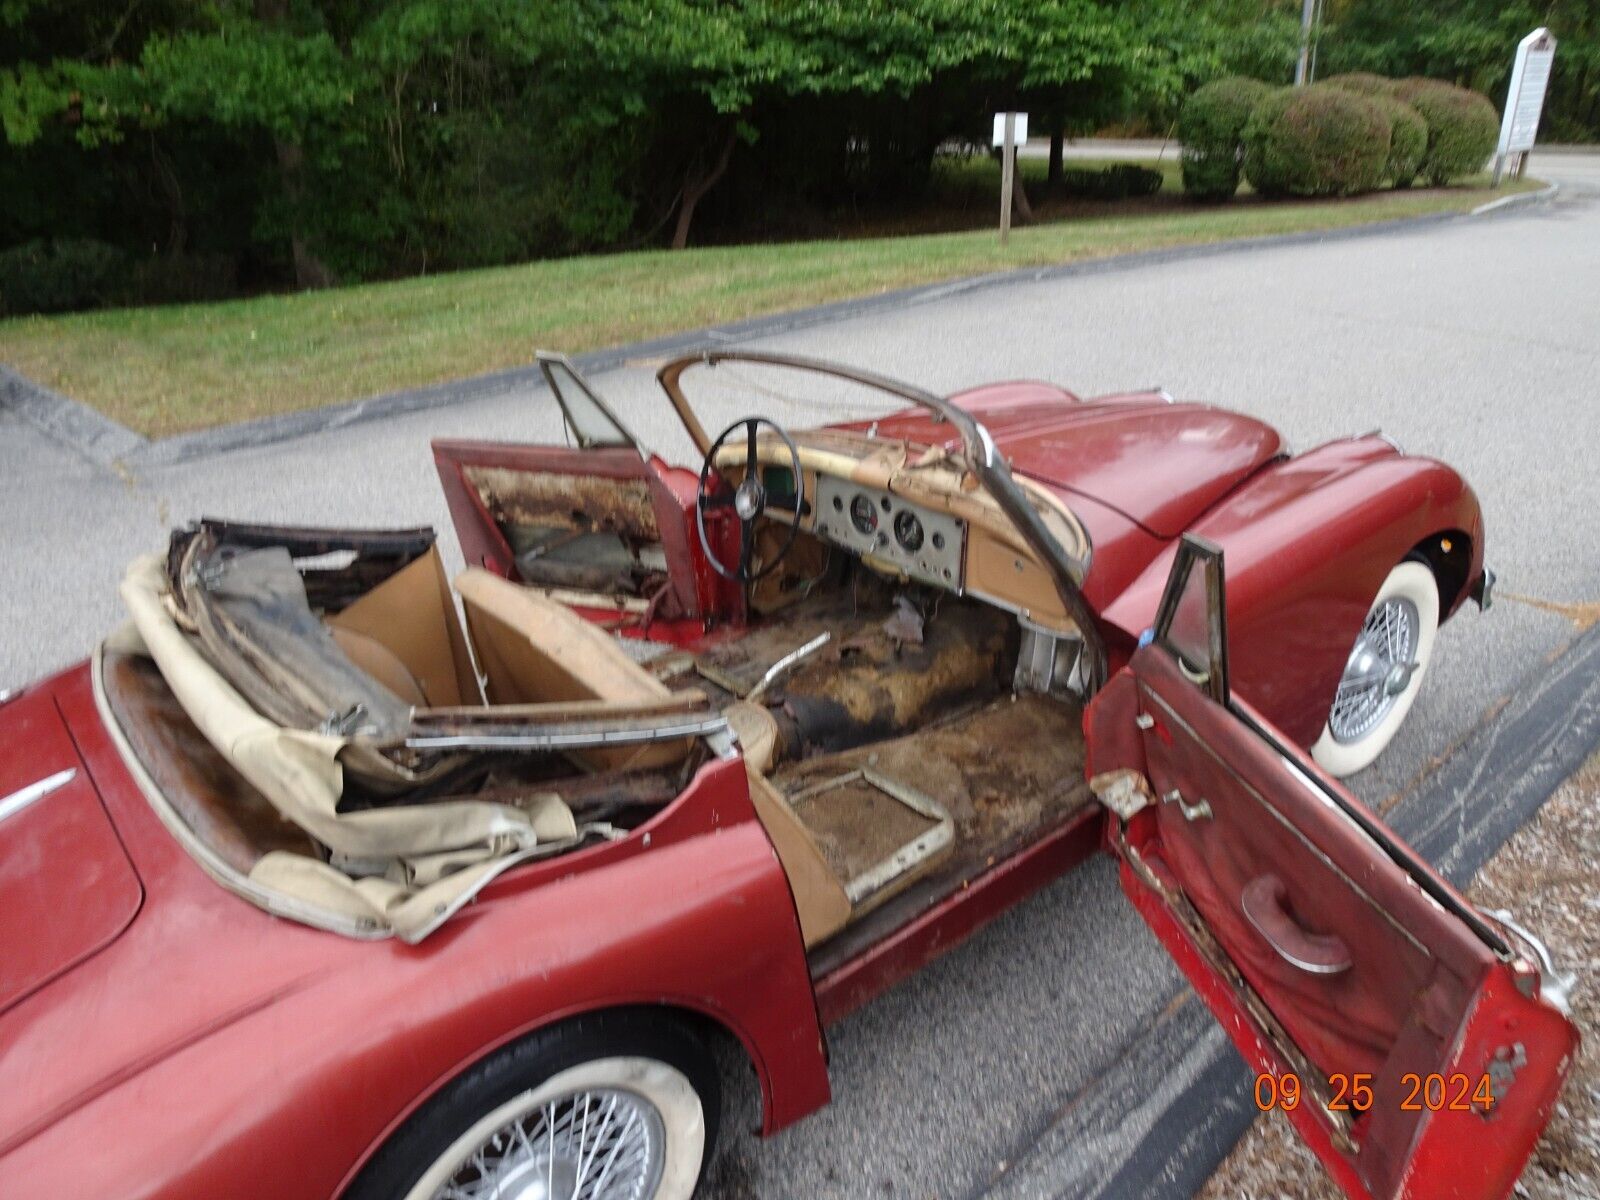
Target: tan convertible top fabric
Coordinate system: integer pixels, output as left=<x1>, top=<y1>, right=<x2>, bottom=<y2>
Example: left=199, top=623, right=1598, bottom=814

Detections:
left=118, top=554, right=579, bottom=941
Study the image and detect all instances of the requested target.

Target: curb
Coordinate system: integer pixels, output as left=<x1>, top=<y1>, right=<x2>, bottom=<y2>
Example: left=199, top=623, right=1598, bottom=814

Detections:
left=0, top=363, right=147, bottom=467
left=981, top=615, right=1600, bottom=1200
left=1, top=182, right=1564, bottom=469
left=1472, top=179, right=1559, bottom=216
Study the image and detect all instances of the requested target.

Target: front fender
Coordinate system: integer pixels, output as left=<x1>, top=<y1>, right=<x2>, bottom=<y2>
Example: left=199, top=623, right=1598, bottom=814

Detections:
left=1100, top=436, right=1484, bottom=747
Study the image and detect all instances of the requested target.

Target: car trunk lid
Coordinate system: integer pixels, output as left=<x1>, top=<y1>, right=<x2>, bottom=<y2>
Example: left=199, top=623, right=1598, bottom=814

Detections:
left=0, top=689, right=142, bottom=1013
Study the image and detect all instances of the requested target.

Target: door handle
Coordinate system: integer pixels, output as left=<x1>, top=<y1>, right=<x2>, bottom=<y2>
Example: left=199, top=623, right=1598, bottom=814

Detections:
left=1241, top=875, right=1352, bottom=975
left=1160, top=789, right=1212, bottom=822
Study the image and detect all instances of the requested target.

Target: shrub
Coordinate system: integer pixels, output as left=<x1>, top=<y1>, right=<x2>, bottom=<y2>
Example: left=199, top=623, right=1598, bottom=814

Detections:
left=1392, top=77, right=1440, bottom=104
left=125, top=252, right=240, bottom=306
left=0, top=238, right=126, bottom=316
left=1059, top=163, right=1164, bottom=200
left=1368, top=96, right=1428, bottom=187
left=1178, top=76, right=1275, bottom=200
left=1243, top=86, right=1390, bottom=197
left=1322, top=73, right=1398, bottom=99
left=1404, top=83, right=1499, bottom=185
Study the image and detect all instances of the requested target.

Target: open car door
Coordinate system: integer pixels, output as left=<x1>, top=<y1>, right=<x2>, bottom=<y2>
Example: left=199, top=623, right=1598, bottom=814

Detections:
left=1088, top=535, right=1577, bottom=1200
left=433, top=353, right=730, bottom=627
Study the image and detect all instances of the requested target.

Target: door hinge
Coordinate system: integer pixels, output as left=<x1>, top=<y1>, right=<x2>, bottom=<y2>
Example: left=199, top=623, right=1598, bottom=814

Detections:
left=1091, top=769, right=1153, bottom=819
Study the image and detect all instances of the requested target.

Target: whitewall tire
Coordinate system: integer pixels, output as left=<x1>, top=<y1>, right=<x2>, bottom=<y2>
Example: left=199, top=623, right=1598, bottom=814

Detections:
left=348, top=1014, right=719, bottom=1200
left=1311, top=560, right=1439, bottom=779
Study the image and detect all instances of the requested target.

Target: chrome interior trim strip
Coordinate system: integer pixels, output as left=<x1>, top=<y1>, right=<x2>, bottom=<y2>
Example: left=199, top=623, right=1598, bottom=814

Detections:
left=0, top=768, right=76, bottom=825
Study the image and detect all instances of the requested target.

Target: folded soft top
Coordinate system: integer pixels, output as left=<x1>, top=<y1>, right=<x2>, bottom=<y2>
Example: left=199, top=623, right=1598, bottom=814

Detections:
left=102, top=521, right=730, bottom=941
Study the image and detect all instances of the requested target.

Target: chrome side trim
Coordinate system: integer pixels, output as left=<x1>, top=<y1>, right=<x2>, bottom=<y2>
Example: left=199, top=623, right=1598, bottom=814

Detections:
left=0, top=768, right=76, bottom=824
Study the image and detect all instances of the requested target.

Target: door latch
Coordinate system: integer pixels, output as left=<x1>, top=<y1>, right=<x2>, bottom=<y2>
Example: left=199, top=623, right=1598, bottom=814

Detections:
left=1161, top=788, right=1213, bottom=822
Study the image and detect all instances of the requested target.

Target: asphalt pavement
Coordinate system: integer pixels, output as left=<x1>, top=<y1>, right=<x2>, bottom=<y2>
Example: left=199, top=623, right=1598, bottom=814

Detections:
left=3, top=151, right=1597, bottom=1198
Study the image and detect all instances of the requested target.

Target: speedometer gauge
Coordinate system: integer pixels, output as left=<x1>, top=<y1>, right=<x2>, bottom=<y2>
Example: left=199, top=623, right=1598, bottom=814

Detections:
left=850, top=494, right=879, bottom=536
left=893, top=510, right=924, bottom=553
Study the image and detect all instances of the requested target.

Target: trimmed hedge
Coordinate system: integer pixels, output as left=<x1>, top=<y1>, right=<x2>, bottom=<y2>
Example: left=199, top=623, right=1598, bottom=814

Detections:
left=1178, top=76, right=1275, bottom=200
left=1405, top=83, right=1500, bottom=185
left=1322, top=73, right=1398, bottom=99
left=1369, top=95, right=1428, bottom=187
left=1243, top=86, right=1390, bottom=197
left=1392, top=77, right=1441, bottom=104
left=1059, top=163, right=1164, bottom=200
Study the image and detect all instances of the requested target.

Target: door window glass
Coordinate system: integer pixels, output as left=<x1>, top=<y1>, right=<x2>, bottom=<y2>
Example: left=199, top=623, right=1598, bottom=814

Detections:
left=1152, top=536, right=1229, bottom=704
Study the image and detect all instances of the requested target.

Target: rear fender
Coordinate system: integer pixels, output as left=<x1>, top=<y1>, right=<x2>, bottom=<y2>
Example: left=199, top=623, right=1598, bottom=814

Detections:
left=1099, top=437, right=1484, bottom=747
left=3, top=754, right=828, bottom=1200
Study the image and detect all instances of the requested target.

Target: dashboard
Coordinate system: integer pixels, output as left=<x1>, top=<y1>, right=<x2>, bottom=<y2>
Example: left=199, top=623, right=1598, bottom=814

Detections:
left=810, top=474, right=965, bottom=590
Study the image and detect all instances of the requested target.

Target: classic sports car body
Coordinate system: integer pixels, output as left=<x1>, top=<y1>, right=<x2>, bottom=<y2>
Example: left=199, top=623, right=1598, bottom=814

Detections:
left=0, top=351, right=1573, bottom=1200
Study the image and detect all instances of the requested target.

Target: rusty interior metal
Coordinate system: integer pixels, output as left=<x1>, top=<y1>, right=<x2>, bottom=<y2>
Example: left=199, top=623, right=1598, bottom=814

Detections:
left=463, top=464, right=667, bottom=595
left=789, top=693, right=1091, bottom=974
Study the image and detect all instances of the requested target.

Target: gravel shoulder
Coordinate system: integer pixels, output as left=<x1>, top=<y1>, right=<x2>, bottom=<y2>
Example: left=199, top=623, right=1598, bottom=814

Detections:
left=1199, top=752, right=1600, bottom=1199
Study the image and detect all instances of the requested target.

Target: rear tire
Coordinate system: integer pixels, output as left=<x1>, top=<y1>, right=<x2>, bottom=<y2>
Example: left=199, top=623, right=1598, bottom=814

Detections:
left=1311, top=560, right=1439, bottom=778
left=347, top=1012, right=721, bottom=1200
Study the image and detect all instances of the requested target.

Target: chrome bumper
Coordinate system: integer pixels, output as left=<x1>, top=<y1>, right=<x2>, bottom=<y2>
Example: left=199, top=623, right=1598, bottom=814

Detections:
left=1486, top=907, right=1575, bottom=1016
left=1471, top=566, right=1497, bottom=611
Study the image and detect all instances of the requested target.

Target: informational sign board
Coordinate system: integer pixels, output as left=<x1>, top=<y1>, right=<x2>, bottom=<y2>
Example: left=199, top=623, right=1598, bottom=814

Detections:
left=1495, top=28, right=1557, bottom=181
left=992, top=112, right=1028, bottom=148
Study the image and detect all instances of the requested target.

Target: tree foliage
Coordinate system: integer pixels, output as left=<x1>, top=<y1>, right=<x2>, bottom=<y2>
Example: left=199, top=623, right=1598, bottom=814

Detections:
left=1317, top=0, right=1599, bottom=144
left=2, top=0, right=1213, bottom=301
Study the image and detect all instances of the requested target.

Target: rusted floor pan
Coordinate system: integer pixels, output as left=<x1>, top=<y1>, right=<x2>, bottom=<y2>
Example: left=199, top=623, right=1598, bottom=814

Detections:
left=780, top=692, right=1090, bottom=977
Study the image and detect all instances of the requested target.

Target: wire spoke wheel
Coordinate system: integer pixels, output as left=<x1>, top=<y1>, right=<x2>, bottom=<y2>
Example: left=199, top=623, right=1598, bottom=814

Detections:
left=1328, top=596, right=1419, bottom=743
left=1312, top=560, right=1440, bottom=779
left=432, top=1087, right=666, bottom=1200
left=391, top=1049, right=709, bottom=1200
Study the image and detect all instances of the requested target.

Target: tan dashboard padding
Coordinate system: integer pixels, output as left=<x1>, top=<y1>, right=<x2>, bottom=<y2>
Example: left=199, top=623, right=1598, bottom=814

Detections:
left=455, top=567, right=686, bottom=769
left=745, top=771, right=851, bottom=949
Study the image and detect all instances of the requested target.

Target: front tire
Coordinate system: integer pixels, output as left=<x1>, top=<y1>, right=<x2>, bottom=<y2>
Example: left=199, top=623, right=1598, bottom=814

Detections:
left=348, top=1012, right=720, bottom=1200
left=1311, top=560, right=1440, bottom=779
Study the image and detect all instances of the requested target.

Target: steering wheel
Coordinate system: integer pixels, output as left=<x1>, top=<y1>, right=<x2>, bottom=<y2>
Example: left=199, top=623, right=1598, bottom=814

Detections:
left=695, top=416, right=804, bottom=583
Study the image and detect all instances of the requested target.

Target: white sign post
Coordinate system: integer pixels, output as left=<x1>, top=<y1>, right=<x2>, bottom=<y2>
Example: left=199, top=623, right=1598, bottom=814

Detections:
left=992, top=111, right=1028, bottom=245
left=1494, top=28, right=1557, bottom=185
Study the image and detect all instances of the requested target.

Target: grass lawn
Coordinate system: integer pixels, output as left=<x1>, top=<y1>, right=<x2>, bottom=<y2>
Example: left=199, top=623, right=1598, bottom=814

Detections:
left=0, top=168, right=1540, bottom=438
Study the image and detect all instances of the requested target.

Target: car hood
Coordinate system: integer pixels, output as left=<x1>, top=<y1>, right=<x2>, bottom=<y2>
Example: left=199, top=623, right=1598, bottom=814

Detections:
left=0, top=687, right=142, bottom=1014
left=852, top=382, right=1283, bottom=538
left=964, top=386, right=1285, bottom=538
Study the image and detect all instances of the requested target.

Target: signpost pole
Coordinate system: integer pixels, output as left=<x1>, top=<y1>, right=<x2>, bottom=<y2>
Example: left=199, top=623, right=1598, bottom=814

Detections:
left=999, top=111, right=1016, bottom=246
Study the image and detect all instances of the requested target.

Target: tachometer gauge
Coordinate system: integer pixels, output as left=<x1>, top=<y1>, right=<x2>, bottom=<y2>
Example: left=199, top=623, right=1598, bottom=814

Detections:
left=893, top=510, right=924, bottom=553
left=850, top=494, right=879, bottom=536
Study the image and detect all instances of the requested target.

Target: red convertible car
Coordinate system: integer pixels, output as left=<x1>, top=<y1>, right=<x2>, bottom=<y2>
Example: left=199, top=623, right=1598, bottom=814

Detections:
left=0, top=351, right=1575, bottom=1200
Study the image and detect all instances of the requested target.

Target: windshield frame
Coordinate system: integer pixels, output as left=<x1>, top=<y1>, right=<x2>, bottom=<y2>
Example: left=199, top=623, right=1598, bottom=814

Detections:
left=657, top=350, right=1106, bottom=689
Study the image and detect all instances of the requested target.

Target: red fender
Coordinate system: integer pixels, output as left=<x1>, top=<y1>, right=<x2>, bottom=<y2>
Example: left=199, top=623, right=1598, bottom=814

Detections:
left=1099, top=436, right=1485, bottom=747
left=0, top=666, right=829, bottom=1199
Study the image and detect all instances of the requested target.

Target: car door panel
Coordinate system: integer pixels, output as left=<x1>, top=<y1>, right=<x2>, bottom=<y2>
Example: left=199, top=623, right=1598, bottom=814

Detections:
left=1089, top=536, right=1577, bottom=1200
left=432, top=439, right=732, bottom=627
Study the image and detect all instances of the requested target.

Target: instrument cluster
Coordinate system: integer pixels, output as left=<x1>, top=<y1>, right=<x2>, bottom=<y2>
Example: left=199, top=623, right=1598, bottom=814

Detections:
left=811, top=474, right=966, bottom=590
